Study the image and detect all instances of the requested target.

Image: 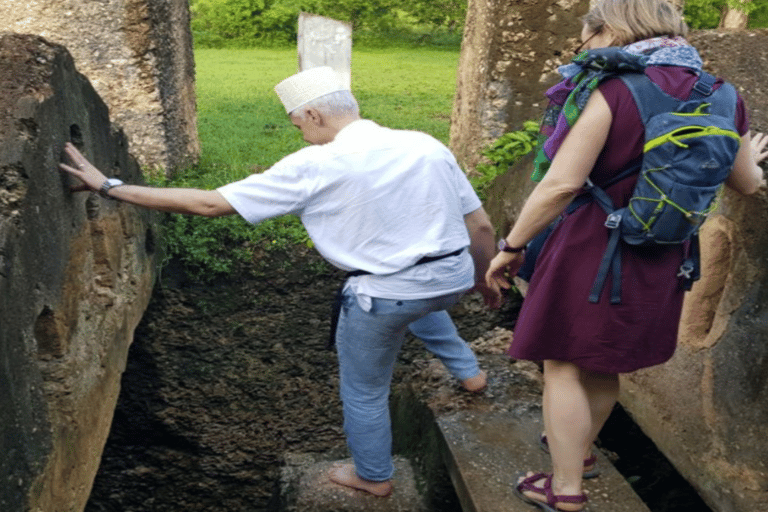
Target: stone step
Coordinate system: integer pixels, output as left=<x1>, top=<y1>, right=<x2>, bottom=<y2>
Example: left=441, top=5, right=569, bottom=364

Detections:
left=424, top=355, right=651, bottom=512
left=438, top=410, right=650, bottom=512
left=278, top=453, right=427, bottom=512
left=278, top=354, right=652, bottom=512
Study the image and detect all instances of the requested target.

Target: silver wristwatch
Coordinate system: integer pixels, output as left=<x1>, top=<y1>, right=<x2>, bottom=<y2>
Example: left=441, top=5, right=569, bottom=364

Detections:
left=99, top=178, right=124, bottom=199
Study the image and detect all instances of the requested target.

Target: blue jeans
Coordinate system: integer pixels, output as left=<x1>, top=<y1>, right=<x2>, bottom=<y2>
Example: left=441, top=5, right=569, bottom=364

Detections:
left=335, top=289, right=480, bottom=481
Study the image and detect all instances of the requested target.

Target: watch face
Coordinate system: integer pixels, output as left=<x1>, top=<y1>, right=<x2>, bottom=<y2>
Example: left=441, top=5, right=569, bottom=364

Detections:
left=498, top=239, right=523, bottom=253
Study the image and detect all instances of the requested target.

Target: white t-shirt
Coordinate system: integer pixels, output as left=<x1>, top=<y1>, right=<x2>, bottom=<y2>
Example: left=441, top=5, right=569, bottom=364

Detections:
left=218, top=119, right=482, bottom=304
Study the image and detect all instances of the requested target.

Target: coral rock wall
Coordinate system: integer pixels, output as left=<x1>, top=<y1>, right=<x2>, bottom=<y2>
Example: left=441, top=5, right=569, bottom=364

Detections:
left=0, top=0, right=199, bottom=174
left=619, top=30, right=768, bottom=512
left=450, top=0, right=590, bottom=173
left=0, top=34, right=157, bottom=512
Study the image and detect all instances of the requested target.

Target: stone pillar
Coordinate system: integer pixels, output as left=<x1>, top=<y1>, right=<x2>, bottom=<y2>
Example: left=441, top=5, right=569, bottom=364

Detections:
left=0, top=34, right=157, bottom=512
left=619, top=30, right=768, bottom=512
left=450, top=0, right=590, bottom=173
left=0, top=0, right=199, bottom=175
left=298, top=12, right=352, bottom=89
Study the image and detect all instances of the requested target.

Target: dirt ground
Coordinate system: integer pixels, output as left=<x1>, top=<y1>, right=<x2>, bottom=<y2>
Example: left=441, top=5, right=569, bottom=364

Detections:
left=84, top=248, right=519, bottom=512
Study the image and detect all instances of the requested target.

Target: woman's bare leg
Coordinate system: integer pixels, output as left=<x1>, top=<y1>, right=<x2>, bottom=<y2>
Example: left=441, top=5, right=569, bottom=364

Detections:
left=581, top=368, right=620, bottom=448
left=542, top=360, right=591, bottom=497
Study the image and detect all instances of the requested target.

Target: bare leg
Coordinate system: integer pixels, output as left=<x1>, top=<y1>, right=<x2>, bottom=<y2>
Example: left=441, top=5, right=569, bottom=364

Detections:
left=581, top=368, right=620, bottom=447
left=329, top=463, right=393, bottom=497
left=538, top=361, right=620, bottom=494
left=518, top=362, right=617, bottom=510
left=540, top=368, right=619, bottom=462
left=542, top=360, right=590, bottom=497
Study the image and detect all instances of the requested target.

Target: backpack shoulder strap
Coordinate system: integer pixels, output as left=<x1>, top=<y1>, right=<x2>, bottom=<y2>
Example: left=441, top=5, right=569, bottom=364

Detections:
left=622, top=70, right=739, bottom=121
left=618, top=72, right=681, bottom=124
left=701, top=78, right=739, bottom=119
left=689, top=71, right=717, bottom=99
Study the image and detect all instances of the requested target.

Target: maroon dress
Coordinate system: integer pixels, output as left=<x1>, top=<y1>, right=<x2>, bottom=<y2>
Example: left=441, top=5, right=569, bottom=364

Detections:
left=508, top=66, right=749, bottom=374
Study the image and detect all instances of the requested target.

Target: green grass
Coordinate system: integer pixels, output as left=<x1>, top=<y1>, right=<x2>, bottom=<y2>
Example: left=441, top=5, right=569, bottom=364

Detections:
left=194, top=47, right=459, bottom=177
left=161, top=47, right=460, bottom=281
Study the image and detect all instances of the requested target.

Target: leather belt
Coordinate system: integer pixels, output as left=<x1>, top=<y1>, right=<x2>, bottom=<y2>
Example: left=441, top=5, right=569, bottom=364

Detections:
left=327, top=248, right=465, bottom=349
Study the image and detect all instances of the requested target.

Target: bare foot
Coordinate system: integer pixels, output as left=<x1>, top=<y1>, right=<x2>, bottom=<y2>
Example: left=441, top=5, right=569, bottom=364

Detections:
left=461, top=370, right=487, bottom=393
left=328, top=463, right=393, bottom=497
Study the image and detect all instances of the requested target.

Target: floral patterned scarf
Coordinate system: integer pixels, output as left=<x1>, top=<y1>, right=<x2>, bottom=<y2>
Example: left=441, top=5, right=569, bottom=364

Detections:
left=530, top=37, right=703, bottom=182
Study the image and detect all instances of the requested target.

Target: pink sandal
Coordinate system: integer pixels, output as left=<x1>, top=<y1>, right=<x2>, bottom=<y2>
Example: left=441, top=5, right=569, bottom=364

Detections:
left=515, top=473, right=588, bottom=512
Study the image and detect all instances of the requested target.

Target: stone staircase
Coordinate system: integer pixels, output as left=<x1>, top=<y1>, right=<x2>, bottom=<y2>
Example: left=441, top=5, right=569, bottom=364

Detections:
left=277, top=354, right=651, bottom=512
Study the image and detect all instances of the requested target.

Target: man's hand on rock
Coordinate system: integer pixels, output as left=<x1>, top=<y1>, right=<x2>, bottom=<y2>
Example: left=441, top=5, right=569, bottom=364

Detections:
left=58, top=142, right=108, bottom=194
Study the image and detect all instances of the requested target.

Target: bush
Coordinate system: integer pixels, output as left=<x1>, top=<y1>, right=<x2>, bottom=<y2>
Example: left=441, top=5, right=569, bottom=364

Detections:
left=684, top=0, right=768, bottom=29
left=471, top=120, right=541, bottom=201
left=191, top=0, right=299, bottom=47
left=189, top=0, right=466, bottom=49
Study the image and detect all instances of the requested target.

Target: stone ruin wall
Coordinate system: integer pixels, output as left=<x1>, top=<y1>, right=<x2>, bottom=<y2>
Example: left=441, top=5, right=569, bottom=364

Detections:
left=620, top=30, right=768, bottom=512
left=0, top=33, right=157, bottom=512
left=0, top=0, right=199, bottom=175
left=468, top=5, right=768, bottom=506
left=450, top=0, right=591, bottom=175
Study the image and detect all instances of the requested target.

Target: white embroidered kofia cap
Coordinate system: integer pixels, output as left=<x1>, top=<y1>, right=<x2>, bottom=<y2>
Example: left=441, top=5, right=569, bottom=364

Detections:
left=274, top=66, right=349, bottom=114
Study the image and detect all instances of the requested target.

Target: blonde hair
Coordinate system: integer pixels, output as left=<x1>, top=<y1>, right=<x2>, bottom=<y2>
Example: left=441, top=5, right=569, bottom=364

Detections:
left=582, top=0, right=688, bottom=46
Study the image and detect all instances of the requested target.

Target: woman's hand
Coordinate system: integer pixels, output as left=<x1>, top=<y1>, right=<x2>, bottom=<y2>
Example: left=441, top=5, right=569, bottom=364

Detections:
left=485, top=250, right=526, bottom=297
left=752, top=132, right=768, bottom=165
left=58, top=142, right=108, bottom=193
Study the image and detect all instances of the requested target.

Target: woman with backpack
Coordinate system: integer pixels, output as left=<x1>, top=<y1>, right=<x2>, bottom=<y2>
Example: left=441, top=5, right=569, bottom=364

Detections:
left=484, top=0, right=767, bottom=510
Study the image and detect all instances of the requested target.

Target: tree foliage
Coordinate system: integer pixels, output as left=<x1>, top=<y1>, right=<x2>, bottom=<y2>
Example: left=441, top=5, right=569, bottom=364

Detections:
left=684, top=0, right=768, bottom=28
left=190, top=0, right=467, bottom=48
left=190, top=0, right=768, bottom=49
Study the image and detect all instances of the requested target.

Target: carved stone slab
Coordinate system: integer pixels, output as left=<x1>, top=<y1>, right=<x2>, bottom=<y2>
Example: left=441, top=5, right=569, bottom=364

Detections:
left=298, top=12, right=353, bottom=89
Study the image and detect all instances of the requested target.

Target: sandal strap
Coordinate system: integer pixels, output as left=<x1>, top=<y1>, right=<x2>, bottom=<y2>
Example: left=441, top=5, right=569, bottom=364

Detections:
left=543, top=474, right=589, bottom=509
left=517, top=472, right=551, bottom=494
left=544, top=474, right=557, bottom=506
left=554, top=492, right=589, bottom=505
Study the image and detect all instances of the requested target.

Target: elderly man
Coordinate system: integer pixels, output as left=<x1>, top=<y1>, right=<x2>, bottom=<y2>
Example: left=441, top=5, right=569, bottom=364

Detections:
left=59, top=66, right=499, bottom=497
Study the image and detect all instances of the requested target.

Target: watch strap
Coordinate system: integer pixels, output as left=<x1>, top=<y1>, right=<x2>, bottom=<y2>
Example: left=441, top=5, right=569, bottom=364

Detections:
left=99, top=178, right=124, bottom=199
left=498, top=239, right=525, bottom=253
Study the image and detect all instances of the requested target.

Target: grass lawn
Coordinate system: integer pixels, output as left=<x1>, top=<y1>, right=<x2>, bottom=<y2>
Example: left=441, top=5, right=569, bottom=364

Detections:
left=193, top=47, right=460, bottom=183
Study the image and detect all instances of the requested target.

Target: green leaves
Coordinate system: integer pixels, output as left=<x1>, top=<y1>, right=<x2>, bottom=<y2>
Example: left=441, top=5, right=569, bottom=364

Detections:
left=191, top=0, right=296, bottom=46
left=189, top=0, right=468, bottom=48
left=683, top=0, right=768, bottom=28
left=471, top=120, right=541, bottom=201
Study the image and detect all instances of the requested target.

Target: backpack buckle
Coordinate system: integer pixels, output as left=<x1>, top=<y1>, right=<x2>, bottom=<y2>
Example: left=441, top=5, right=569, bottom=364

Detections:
left=604, top=212, right=622, bottom=229
left=678, top=261, right=695, bottom=280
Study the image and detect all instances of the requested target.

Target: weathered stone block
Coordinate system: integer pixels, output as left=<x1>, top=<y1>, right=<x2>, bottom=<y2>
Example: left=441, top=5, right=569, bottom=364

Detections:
left=0, top=0, right=199, bottom=174
left=620, top=30, right=768, bottom=512
left=0, top=33, right=157, bottom=512
left=450, top=0, right=590, bottom=173
left=279, top=454, right=426, bottom=512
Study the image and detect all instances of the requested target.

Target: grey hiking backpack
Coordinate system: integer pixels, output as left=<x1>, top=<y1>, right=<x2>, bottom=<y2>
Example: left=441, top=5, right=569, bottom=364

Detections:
left=586, top=70, right=741, bottom=304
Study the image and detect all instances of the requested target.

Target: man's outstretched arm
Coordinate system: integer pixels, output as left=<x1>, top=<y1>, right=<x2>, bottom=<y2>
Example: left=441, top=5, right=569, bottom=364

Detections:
left=58, top=142, right=236, bottom=217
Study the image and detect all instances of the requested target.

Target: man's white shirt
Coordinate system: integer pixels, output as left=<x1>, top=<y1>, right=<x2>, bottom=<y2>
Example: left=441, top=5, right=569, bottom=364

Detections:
left=218, top=120, right=481, bottom=308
